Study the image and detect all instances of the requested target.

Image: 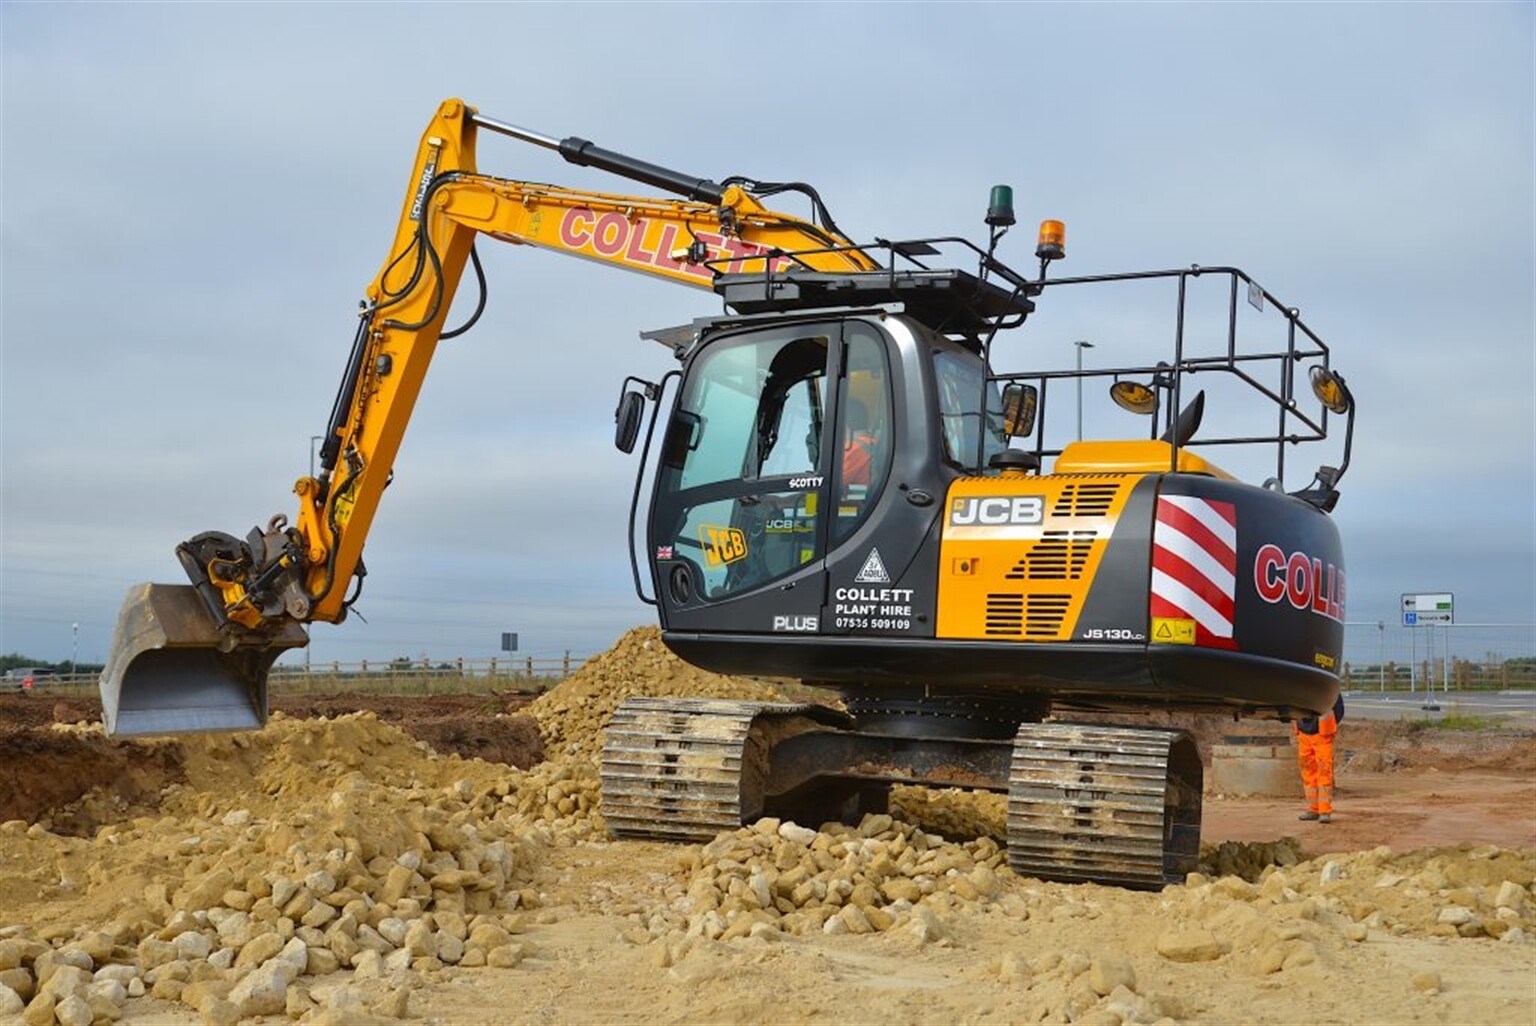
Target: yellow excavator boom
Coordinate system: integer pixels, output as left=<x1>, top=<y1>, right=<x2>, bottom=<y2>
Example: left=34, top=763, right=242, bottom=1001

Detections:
left=102, top=97, right=877, bottom=735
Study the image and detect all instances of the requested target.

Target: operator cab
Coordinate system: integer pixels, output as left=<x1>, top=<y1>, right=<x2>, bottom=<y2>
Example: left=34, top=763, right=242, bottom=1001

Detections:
left=619, top=257, right=1355, bottom=724
left=635, top=270, right=1023, bottom=639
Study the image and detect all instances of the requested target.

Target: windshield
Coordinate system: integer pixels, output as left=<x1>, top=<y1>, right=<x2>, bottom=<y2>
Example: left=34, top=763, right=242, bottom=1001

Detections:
left=654, top=328, right=832, bottom=600
left=933, top=342, right=1008, bottom=471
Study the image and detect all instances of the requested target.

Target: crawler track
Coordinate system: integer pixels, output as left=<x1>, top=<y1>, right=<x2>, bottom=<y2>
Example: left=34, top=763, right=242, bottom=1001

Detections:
left=600, top=697, right=824, bottom=842
left=1006, top=723, right=1202, bottom=889
left=603, top=699, right=1203, bottom=889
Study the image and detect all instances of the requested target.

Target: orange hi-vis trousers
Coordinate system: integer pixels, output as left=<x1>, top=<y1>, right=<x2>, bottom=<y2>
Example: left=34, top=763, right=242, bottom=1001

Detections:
left=1295, top=713, right=1338, bottom=814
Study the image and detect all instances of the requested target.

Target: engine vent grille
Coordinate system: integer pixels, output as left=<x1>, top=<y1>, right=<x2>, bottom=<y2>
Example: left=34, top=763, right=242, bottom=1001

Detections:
left=1052, top=482, right=1119, bottom=518
left=1025, top=594, right=1072, bottom=637
left=1005, top=530, right=1097, bottom=580
left=985, top=594, right=1024, bottom=636
left=985, top=593, right=1073, bottom=638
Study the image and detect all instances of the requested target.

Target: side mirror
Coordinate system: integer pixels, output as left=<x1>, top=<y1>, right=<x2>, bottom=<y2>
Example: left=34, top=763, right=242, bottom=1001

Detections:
left=614, top=390, right=646, bottom=454
left=999, top=383, right=1038, bottom=439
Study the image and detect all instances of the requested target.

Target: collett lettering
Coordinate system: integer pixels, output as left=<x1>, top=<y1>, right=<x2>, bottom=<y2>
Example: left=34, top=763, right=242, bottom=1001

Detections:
left=1253, top=543, right=1344, bottom=622
left=556, top=207, right=793, bottom=282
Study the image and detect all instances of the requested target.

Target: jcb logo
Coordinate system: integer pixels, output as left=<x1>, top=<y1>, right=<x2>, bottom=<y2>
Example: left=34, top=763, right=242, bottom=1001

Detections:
left=700, top=525, right=748, bottom=567
left=948, top=495, right=1044, bottom=526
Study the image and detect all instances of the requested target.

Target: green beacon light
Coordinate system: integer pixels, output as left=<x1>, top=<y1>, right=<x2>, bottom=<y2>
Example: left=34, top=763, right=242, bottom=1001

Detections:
left=986, top=185, right=1016, bottom=228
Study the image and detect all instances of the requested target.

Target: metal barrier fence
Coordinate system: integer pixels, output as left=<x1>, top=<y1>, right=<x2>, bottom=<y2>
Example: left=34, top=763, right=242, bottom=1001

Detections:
left=266, top=655, right=592, bottom=695
left=3, top=654, right=593, bottom=697
left=1342, top=622, right=1536, bottom=692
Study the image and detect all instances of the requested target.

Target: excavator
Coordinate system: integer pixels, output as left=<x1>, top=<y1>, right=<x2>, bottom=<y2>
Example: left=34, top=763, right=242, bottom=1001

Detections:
left=101, top=98, right=1357, bottom=888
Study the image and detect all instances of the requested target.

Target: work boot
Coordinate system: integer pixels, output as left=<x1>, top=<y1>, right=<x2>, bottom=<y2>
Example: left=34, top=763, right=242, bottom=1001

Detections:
left=1298, top=811, right=1320, bottom=821
left=1318, top=813, right=1332, bottom=823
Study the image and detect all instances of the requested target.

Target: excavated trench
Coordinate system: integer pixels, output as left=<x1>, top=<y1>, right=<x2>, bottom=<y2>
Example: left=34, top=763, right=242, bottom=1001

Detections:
left=0, top=691, right=545, bottom=832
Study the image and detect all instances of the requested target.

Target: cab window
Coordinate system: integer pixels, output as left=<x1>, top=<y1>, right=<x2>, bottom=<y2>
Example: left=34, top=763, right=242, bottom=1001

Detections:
left=832, top=324, right=892, bottom=544
left=658, top=331, right=830, bottom=599
left=933, top=343, right=1007, bottom=471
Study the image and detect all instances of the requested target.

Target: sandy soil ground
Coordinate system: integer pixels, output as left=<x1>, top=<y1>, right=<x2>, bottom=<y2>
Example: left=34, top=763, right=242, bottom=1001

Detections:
left=1211, top=770, right=1536, bottom=856
left=0, top=633, right=1531, bottom=1025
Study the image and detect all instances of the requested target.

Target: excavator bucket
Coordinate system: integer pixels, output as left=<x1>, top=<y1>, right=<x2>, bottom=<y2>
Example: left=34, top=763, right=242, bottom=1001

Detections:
left=99, top=583, right=307, bottom=737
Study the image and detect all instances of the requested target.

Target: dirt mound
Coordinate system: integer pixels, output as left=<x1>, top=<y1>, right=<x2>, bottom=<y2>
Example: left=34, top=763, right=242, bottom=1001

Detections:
left=0, top=690, right=540, bottom=731
left=1350, top=720, right=1536, bottom=773
left=526, top=626, right=783, bottom=759
left=0, top=694, right=84, bottom=729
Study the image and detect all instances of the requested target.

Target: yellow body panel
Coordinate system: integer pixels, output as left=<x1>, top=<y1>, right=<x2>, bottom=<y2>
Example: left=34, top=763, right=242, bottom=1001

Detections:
left=937, top=471, right=1145, bottom=642
left=1053, top=439, right=1232, bottom=479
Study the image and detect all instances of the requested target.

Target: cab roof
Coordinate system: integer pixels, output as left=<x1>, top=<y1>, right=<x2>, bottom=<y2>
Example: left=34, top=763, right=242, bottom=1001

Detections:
left=714, top=269, right=1035, bottom=339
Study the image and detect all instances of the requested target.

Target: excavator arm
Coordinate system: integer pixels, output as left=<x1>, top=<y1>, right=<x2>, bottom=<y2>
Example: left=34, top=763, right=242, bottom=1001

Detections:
left=102, top=97, right=878, bottom=735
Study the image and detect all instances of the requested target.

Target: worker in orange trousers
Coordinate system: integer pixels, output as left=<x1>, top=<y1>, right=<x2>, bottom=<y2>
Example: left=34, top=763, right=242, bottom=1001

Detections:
left=1295, top=693, right=1345, bottom=823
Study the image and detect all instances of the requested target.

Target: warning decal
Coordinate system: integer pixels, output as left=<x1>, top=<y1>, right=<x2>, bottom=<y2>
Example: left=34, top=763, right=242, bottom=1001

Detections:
left=1151, top=617, right=1197, bottom=645
left=1149, top=495, right=1238, bottom=649
left=854, top=548, right=891, bottom=583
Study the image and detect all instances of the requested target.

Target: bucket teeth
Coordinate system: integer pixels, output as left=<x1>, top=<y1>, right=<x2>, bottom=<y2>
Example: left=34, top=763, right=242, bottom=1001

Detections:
left=99, top=583, right=307, bottom=737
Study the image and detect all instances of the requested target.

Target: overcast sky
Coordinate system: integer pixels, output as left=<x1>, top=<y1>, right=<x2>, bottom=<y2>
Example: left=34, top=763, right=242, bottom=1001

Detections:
left=2, top=2, right=1531, bottom=669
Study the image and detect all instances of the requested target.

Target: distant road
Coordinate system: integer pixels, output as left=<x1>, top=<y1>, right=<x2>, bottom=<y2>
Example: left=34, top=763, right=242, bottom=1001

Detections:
left=1343, top=689, right=1536, bottom=720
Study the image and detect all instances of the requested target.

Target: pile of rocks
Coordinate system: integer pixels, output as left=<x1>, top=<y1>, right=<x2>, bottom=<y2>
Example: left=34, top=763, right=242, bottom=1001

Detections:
left=494, top=760, right=602, bottom=835
left=983, top=948, right=1188, bottom=1025
left=654, top=813, right=1009, bottom=942
left=0, top=902, right=532, bottom=1026
left=1218, top=844, right=1535, bottom=942
left=0, top=714, right=565, bottom=1025
left=526, top=627, right=783, bottom=760
left=890, top=786, right=1005, bottom=842
left=1197, top=837, right=1304, bottom=881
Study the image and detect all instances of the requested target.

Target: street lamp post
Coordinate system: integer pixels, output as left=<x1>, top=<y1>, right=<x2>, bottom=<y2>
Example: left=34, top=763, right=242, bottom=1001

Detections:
left=71, top=623, right=79, bottom=676
left=1073, top=340, right=1095, bottom=441
left=1377, top=621, right=1385, bottom=693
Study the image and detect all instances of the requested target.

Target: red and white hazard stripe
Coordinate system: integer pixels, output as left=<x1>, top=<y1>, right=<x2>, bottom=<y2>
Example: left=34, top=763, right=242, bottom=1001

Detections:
left=1150, top=495, right=1238, bottom=649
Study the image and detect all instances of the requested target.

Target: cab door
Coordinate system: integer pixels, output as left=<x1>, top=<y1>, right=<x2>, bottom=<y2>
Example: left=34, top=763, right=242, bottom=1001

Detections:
left=649, top=322, right=849, bottom=635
